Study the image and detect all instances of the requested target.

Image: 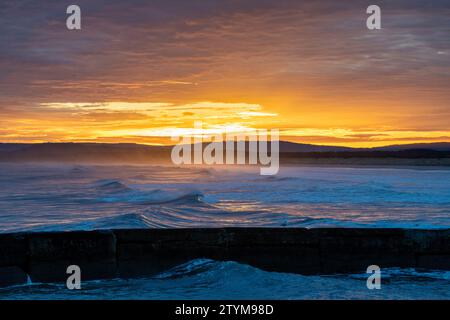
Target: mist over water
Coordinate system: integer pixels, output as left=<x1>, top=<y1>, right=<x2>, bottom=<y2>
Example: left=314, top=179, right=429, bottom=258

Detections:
left=0, top=163, right=449, bottom=299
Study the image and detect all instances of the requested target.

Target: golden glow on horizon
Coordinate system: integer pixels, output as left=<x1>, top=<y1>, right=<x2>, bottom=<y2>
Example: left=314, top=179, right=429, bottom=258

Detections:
left=1, top=101, right=449, bottom=148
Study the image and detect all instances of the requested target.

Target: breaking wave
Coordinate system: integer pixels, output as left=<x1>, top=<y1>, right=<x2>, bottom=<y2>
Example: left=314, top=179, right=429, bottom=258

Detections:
left=2, top=259, right=449, bottom=300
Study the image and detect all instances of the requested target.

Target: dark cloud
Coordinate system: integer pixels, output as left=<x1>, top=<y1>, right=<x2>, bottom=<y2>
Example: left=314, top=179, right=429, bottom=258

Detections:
left=1, top=0, right=449, bottom=102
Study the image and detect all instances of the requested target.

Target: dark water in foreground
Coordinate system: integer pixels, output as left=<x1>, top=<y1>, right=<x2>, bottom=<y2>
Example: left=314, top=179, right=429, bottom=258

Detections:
left=1, top=260, right=449, bottom=300
left=0, top=164, right=449, bottom=299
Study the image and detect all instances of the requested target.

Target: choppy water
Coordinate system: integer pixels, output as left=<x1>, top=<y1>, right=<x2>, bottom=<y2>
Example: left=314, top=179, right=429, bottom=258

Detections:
left=0, top=163, right=449, bottom=299
left=1, top=259, right=449, bottom=300
left=0, top=164, right=449, bottom=232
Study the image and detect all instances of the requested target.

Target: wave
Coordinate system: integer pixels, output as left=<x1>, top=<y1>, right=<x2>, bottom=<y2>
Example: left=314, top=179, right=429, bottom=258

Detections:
left=93, top=179, right=131, bottom=193
left=69, top=165, right=91, bottom=174
left=91, top=178, right=205, bottom=205
left=154, top=259, right=219, bottom=279
left=12, top=212, right=151, bottom=232
left=154, top=259, right=450, bottom=282
left=98, top=188, right=204, bottom=205
left=2, top=258, right=449, bottom=300
left=156, top=192, right=204, bottom=205
left=80, top=212, right=150, bottom=229
left=261, top=176, right=297, bottom=182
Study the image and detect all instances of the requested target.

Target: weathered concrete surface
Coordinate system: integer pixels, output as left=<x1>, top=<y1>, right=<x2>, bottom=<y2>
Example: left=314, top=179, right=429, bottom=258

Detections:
left=115, top=228, right=450, bottom=276
left=28, top=230, right=117, bottom=282
left=0, top=234, right=28, bottom=287
left=404, top=229, right=450, bottom=269
left=0, top=266, right=28, bottom=287
left=0, top=228, right=448, bottom=287
left=115, top=228, right=231, bottom=277
left=313, top=228, right=416, bottom=273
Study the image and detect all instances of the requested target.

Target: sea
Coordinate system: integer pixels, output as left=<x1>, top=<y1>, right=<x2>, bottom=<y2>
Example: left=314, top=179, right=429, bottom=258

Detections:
left=0, top=163, right=449, bottom=299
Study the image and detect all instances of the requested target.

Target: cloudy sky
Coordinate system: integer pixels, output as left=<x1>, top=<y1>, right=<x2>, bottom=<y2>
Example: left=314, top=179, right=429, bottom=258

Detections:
left=0, top=0, right=449, bottom=147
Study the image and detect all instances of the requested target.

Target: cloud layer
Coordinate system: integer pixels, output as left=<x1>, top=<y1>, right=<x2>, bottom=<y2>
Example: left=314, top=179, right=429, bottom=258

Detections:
left=0, top=0, right=449, bottom=146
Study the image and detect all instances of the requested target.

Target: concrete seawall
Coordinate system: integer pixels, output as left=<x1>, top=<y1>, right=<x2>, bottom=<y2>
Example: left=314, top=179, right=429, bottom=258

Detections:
left=0, top=228, right=449, bottom=287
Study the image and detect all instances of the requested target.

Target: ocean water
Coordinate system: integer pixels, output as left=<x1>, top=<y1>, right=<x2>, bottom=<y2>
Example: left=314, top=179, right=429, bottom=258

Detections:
left=1, top=260, right=450, bottom=300
left=0, top=164, right=449, bottom=232
left=0, top=163, right=449, bottom=299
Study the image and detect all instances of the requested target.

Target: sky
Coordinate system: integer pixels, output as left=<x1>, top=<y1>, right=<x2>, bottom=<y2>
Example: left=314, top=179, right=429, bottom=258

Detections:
left=0, top=0, right=449, bottom=147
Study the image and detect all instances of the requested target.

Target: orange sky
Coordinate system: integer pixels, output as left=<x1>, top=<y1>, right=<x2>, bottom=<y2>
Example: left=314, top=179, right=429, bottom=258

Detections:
left=1, top=1, right=449, bottom=147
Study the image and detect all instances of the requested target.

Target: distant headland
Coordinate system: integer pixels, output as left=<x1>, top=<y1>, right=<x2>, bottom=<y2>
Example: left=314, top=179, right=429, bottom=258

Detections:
left=0, top=141, right=449, bottom=166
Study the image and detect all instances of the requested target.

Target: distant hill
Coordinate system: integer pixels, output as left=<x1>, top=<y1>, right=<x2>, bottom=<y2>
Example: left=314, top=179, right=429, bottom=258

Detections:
left=0, top=143, right=32, bottom=152
left=0, top=141, right=449, bottom=164
left=278, top=141, right=450, bottom=152
left=0, top=143, right=172, bottom=163
left=278, top=141, right=355, bottom=153
left=372, top=142, right=450, bottom=152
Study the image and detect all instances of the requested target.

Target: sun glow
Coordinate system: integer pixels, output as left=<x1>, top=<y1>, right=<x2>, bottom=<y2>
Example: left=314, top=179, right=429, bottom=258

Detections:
left=0, top=100, right=447, bottom=147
